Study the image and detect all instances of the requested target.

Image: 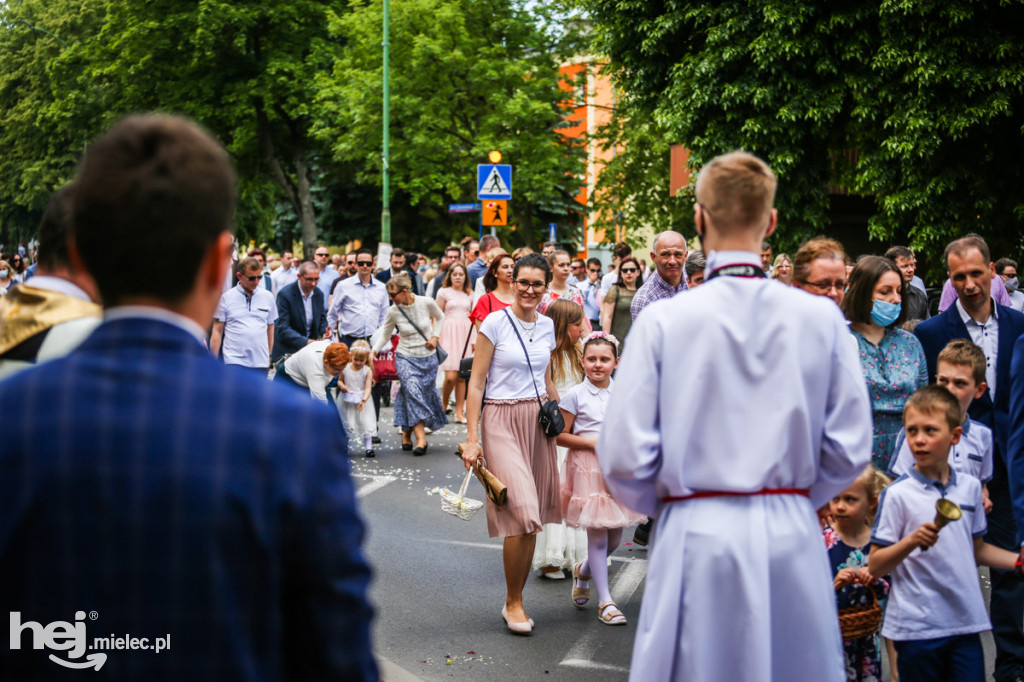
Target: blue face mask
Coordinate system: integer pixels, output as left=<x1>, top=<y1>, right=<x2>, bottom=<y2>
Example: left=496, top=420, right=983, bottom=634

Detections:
left=871, top=299, right=901, bottom=327
left=0, top=270, right=7, bottom=279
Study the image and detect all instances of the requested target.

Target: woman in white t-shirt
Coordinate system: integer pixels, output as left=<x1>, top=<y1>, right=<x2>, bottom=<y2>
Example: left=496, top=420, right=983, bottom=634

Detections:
left=460, top=253, right=560, bottom=636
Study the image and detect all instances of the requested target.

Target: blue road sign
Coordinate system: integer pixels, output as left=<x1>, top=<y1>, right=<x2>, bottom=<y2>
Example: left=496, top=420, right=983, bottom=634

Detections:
left=448, top=203, right=481, bottom=213
left=477, top=164, right=512, bottom=200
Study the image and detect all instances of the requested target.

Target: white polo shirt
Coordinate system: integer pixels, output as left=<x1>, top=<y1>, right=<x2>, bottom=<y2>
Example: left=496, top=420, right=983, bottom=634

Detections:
left=215, top=285, right=278, bottom=368
left=889, top=418, right=994, bottom=483
left=871, top=467, right=989, bottom=641
left=559, top=377, right=612, bottom=437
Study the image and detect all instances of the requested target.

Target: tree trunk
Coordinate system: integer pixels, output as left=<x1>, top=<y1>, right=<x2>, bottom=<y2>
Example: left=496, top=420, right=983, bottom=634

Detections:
left=254, top=97, right=318, bottom=257
left=293, top=144, right=318, bottom=258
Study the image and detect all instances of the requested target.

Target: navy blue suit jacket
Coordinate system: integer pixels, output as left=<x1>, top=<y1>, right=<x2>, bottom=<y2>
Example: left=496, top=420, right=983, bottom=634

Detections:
left=0, top=317, right=376, bottom=681
left=914, top=302, right=1024, bottom=457
left=274, top=282, right=326, bottom=361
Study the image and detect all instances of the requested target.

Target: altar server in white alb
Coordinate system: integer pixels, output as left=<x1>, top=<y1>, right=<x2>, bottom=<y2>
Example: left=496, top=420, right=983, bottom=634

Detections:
left=598, top=151, right=873, bottom=682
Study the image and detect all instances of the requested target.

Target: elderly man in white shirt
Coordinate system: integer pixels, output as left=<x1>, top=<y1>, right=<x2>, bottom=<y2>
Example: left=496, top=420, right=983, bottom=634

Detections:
left=599, top=151, right=871, bottom=682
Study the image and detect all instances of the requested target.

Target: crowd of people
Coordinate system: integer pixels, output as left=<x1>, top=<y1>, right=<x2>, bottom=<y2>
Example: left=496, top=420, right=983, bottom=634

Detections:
left=6, top=116, right=1024, bottom=682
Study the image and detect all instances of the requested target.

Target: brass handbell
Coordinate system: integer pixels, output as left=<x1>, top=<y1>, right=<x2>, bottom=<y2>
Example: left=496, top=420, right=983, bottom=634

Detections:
left=923, top=499, right=963, bottom=551
left=934, top=498, right=963, bottom=528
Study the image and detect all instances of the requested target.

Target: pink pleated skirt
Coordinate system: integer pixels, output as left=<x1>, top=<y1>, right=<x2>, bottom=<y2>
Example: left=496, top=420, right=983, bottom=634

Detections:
left=480, top=398, right=560, bottom=538
left=562, top=448, right=646, bottom=530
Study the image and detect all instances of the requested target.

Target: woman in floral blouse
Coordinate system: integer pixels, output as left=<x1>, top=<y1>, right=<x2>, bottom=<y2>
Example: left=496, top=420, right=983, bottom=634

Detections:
left=842, top=256, right=928, bottom=472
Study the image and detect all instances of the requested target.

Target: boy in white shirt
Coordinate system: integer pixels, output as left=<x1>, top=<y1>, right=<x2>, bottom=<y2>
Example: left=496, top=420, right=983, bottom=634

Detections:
left=889, top=339, right=993, bottom=512
left=870, top=385, right=1020, bottom=681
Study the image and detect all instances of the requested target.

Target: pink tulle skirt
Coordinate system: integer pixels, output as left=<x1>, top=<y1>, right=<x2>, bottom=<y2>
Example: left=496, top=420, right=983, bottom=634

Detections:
left=562, top=448, right=646, bottom=530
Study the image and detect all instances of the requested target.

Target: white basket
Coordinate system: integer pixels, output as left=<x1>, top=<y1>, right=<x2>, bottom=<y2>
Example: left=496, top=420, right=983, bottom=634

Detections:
left=438, top=470, right=484, bottom=521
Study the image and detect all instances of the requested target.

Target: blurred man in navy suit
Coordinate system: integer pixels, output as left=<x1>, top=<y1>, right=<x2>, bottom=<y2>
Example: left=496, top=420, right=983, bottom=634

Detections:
left=0, top=115, right=377, bottom=681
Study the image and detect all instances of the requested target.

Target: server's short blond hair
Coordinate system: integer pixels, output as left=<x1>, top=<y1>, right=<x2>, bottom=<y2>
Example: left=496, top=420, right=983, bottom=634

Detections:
left=695, top=151, right=776, bottom=232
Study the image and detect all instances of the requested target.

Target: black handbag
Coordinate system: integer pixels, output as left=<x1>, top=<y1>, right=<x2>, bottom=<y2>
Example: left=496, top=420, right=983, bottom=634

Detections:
left=458, top=327, right=475, bottom=380
left=395, top=302, right=448, bottom=365
left=502, top=309, right=564, bottom=438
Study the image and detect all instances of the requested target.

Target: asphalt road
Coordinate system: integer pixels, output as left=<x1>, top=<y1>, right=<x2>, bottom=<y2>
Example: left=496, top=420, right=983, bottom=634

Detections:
left=352, top=407, right=644, bottom=682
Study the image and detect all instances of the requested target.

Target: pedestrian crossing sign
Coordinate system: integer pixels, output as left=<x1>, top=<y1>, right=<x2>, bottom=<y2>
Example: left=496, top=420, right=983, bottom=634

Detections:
left=477, top=164, right=512, bottom=200
left=482, top=200, right=507, bottom=226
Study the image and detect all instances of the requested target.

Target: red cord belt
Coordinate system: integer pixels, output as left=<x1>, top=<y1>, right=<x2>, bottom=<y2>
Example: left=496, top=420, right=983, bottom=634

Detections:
left=662, top=488, right=810, bottom=503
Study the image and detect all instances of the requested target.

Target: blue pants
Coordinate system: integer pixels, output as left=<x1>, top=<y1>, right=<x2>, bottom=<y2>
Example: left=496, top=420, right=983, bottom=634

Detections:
left=894, top=634, right=985, bottom=682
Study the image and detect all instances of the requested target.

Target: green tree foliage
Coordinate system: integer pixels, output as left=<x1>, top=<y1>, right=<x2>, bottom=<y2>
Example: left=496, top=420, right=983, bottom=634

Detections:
left=589, top=89, right=693, bottom=250
left=78, top=0, right=348, bottom=254
left=583, top=0, right=1024, bottom=261
left=316, top=0, right=588, bottom=250
left=0, top=0, right=107, bottom=243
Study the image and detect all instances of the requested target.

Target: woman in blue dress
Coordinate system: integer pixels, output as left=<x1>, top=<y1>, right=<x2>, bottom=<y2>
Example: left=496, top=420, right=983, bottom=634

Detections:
left=843, top=256, right=928, bottom=472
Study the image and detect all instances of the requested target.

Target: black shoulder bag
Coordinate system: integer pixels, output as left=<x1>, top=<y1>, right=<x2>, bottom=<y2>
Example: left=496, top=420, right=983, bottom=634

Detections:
left=457, top=327, right=475, bottom=380
left=502, top=309, right=564, bottom=438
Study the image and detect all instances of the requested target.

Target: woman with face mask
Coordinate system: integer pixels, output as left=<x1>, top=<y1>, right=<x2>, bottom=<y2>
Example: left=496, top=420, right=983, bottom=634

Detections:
left=843, top=255, right=928, bottom=472
left=0, top=261, right=14, bottom=294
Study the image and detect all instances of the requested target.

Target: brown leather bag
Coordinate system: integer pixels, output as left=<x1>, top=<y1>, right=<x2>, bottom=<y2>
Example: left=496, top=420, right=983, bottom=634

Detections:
left=456, top=445, right=507, bottom=506
left=475, top=460, right=508, bottom=506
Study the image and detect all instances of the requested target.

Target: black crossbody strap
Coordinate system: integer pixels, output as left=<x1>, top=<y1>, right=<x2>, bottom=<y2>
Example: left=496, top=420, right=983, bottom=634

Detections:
left=461, top=325, right=473, bottom=357
left=503, top=308, right=544, bottom=409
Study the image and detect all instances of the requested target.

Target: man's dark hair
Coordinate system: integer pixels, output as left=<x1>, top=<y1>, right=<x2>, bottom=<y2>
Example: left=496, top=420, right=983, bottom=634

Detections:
left=943, top=234, right=991, bottom=270
left=884, top=246, right=914, bottom=262
left=446, top=245, right=462, bottom=257
left=842, top=255, right=907, bottom=327
left=72, top=115, right=236, bottom=305
left=479, top=235, right=500, bottom=252
left=390, top=248, right=405, bottom=259
left=356, top=248, right=373, bottom=259
left=512, top=252, right=552, bottom=284
left=36, top=184, right=75, bottom=271
left=761, top=240, right=771, bottom=251
left=613, top=242, right=632, bottom=260
left=995, top=258, right=1018, bottom=275
left=587, top=257, right=602, bottom=269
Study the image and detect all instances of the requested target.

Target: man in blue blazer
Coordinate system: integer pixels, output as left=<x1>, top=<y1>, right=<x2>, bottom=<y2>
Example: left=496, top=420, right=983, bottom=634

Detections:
left=0, top=115, right=377, bottom=681
left=273, top=261, right=327, bottom=362
left=915, top=235, right=1024, bottom=682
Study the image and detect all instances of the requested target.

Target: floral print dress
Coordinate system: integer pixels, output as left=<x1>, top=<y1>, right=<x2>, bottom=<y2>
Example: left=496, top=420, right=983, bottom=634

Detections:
left=537, top=286, right=593, bottom=333
left=850, top=328, right=928, bottom=472
left=824, top=526, right=890, bottom=682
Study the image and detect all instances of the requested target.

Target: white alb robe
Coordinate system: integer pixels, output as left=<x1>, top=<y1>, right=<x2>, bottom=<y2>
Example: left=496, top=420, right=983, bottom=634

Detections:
left=598, top=250, right=872, bottom=682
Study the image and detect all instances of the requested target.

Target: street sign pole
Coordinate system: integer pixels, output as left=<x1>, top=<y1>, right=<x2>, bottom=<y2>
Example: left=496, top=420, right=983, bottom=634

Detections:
left=380, top=0, right=391, bottom=244
left=477, top=162, right=512, bottom=239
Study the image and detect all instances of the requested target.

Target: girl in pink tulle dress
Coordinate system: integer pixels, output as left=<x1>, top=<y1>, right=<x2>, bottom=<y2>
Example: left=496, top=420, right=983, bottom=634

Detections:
left=558, top=333, right=646, bottom=626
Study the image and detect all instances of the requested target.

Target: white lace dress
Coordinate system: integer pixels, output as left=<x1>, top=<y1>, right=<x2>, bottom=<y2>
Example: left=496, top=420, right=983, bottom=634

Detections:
left=531, top=354, right=588, bottom=574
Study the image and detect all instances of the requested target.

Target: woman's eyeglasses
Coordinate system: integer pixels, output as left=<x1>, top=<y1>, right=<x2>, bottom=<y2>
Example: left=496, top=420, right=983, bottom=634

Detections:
left=514, top=280, right=547, bottom=292
left=620, top=267, right=638, bottom=274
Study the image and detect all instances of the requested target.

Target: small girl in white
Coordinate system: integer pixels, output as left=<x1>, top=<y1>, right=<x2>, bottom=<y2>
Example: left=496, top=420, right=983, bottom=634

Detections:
left=339, top=341, right=377, bottom=457
left=559, top=332, right=646, bottom=625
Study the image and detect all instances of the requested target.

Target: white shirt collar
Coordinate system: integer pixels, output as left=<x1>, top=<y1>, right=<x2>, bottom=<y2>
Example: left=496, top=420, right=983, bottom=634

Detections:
left=104, top=305, right=208, bottom=346
left=21, top=275, right=92, bottom=302
left=955, top=297, right=997, bottom=326
left=704, top=250, right=762, bottom=273
left=582, top=376, right=612, bottom=395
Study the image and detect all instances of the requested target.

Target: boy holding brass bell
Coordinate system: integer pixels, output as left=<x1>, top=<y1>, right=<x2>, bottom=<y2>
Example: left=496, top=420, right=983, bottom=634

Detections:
left=870, top=385, right=1020, bottom=680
